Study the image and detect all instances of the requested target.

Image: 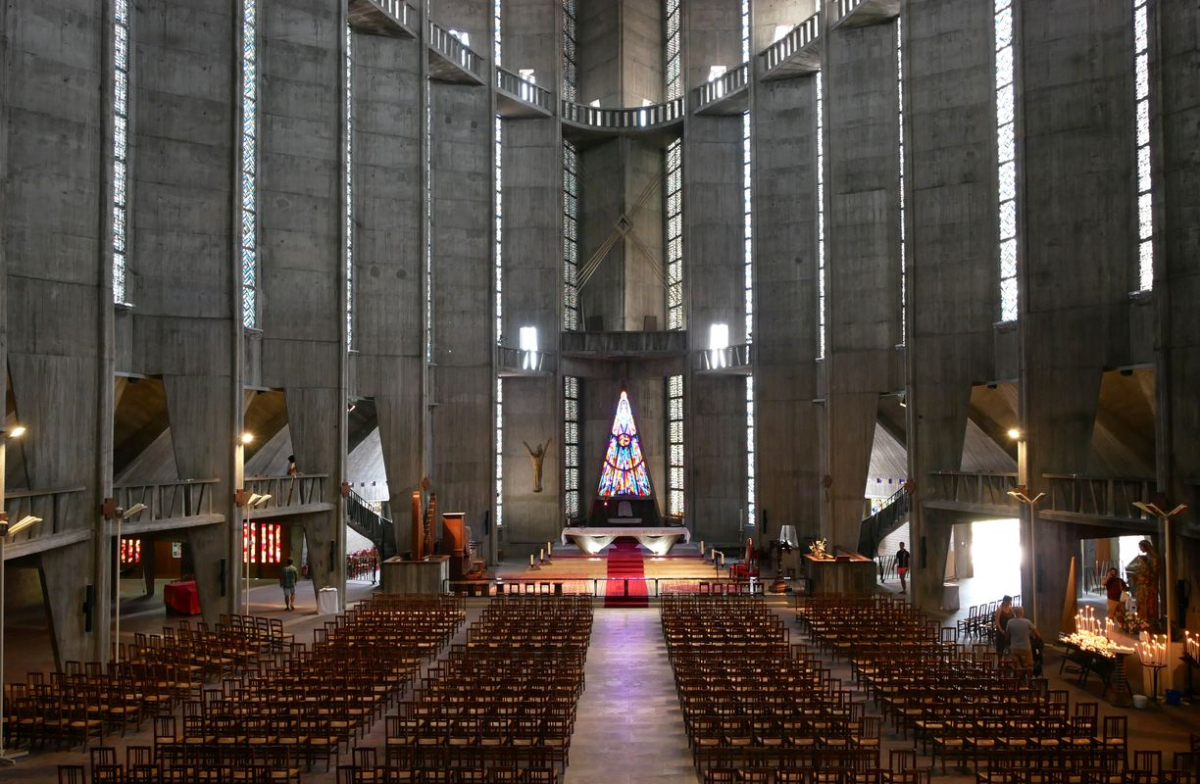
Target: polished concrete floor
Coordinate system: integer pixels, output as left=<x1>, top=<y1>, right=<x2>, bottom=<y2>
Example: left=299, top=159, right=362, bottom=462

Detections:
left=3, top=590, right=1199, bottom=782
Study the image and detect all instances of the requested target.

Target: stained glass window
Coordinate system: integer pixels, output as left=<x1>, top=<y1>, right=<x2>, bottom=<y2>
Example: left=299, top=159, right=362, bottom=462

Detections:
left=597, top=391, right=654, bottom=498
left=345, top=24, right=355, bottom=348
left=242, top=522, right=282, bottom=565
left=494, top=2, right=504, bottom=527
left=667, top=376, right=685, bottom=516
left=665, top=0, right=682, bottom=101
left=562, top=0, right=577, bottom=103
left=120, top=538, right=141, bottom=566
left=817, top=71, right=827, bottom=358
left=743, top=2, right=756, bottom=530
left=896, top=18, right=907, bottom=344
left=665, top=138, right=683, bottom=329
left=564, top=377, right=581, bottom=516
left=1133, top=0, right=1154, bottom=291
left=241, top=0, right=259, bottom=328
left=112, top=0, right=130, bottom=303
left=995, top=0, right=1019, bottom=322
left=563, top=141, right=580, bottom=330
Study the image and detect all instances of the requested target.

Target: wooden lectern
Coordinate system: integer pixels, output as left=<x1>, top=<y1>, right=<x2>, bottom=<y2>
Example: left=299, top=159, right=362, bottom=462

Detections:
left=442, top=512, right=484, bottom=581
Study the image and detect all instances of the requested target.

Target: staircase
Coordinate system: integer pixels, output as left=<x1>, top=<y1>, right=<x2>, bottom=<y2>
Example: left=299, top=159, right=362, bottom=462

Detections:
left=857, top=486, right=912, bottom=557
left=346, top=489, right=398, bottom=561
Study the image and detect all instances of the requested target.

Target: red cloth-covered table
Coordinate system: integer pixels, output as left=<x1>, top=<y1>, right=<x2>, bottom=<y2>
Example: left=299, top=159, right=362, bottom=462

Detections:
left=163, top=580, right=201, bottom=615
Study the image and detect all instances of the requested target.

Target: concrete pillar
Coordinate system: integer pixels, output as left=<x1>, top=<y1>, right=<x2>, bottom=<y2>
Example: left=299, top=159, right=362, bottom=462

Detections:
left=351, top=26, right=426, bottom=555
left=902, top=0, right=999, bottom=613
left=259, top=0, right=348, bottom=607
left=822, top=14, right=901, bottom=550
left=3, top=0, right=107, bottom=665
left=1018, top=0, right=1136, bottom=632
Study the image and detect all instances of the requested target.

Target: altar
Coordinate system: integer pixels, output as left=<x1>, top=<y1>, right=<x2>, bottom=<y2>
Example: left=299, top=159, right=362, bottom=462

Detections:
left=562, top=526, right=690, bottom=556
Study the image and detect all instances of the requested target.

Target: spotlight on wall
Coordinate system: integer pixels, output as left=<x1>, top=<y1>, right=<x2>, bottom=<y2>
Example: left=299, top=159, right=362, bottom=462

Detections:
left=240, top=432, right=255, bottom=445
left=5, top=425, right=27, bottom=439
left=1006, top=428, right=1023, bottom=440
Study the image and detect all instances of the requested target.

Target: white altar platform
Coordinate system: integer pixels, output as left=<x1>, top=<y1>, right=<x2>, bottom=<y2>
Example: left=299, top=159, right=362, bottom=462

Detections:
left=562, top=526, right=691, bottom=556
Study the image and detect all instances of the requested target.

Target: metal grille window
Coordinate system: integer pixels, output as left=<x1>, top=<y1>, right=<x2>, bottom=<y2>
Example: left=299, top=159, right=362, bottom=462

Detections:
left=742, top=0, right=755, bottom=530
left=667, top=375, right=685, bottom=517
left=817, top=72, right=827, bottom=358
left=240, top=0, right=260, bottom=328
left=896, top=18, right=907, bottom=344
left=995, top=0, right=1019, bottom=322
left=345, top=25, right=355, bottom=348
left=563, top=141, right=580, bottom=330
left=1133, top=0, right=1154, bottom=292
left=112, top=0, right=131, bottom=304
left=564, top=377, right=581, bottom=517
left=665, top=0, right=682, bottom=100
left=495, top=0, right=504, bottom=527
left=563, top=0, right=578, bottom=102
left=665, top=139, right=683, bottom=330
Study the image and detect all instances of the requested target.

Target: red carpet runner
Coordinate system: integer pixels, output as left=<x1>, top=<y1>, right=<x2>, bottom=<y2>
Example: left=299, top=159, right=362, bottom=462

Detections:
left=604, top=538, right=649, bottom=608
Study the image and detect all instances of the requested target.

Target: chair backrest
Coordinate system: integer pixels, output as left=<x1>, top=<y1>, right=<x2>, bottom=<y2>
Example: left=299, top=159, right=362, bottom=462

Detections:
left=58, top=766, right=86, bottom=784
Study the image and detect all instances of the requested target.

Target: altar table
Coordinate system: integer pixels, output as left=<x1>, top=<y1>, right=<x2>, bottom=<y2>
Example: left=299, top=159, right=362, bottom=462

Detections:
left=562, top=526, right=690, bottom=556
left=164, top=580, right=201, bottom=616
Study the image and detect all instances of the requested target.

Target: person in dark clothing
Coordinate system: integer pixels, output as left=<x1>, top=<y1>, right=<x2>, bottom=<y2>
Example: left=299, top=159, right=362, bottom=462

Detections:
left=994, top=595, right=1016, bottom=655
left=895, top=542, right=911, bottom=595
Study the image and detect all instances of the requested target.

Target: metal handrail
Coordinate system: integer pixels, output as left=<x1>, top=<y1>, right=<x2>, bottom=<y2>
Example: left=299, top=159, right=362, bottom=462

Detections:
left=561, top=97, right=685, bottom=130
left=927, top=471, right=1019, bottom=507
left=1041, top=475, right=1154, bottom=520
left=113, top=478, right=219, bottom=522
left=347, top=489, right=396, bottom=559
left=2, top=486, right=86, bottom=539
left=759, top=12, right=821, bottom=73
left=692, top=64, right=748, bottom=110
left=368, top=0, right=417, bottom=28
left=428, top=22, right=483, bottom=78
left=496, top=67, right=553, bottom=112
left=838, top=0, right=864, bottom=18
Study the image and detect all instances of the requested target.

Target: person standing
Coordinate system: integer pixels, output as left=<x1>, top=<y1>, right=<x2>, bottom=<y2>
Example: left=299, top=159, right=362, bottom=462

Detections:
left=1104, top=567, right=1128, bottom=623
left=895, top=542, right=911, bottom=595
left=280, top=557, right=300, bottom=612
left=994, top=595, right=1015, bottom=655
left=1005, top=606, right=1038, bottom=681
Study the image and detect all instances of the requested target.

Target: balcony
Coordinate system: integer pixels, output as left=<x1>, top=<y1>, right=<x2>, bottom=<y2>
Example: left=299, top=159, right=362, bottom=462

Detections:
left=835, top=0, right=900, bottom=28
left=925, top=471, right=1019, bottom=515
left=348, top=0, right=418, bottom=38
left=496, top=67, right=554, bottom=118
left=561, top=98, right=685, bottom=145
left=111, top=479, right=223, bottom=535
left=560, top=330, right=688, bottom=361
left=2, top=486, right=88, bottom=560
left=760, top=12, right=822, bottom=80
left=497, top=345, right=552, bottom=377
left=428, top=22, right=485, bottom=85
left=692, top=65, right=749, bottom=116
left=695, top=344, right=754, bottom=375
left=1040, top=474, right=1158, bottom=531
left=243, top=474, right=333, bottom=519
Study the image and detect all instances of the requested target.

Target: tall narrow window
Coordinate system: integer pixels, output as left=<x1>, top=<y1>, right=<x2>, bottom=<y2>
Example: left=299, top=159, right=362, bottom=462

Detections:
left=742, top=0, right=755, bottom=530
left=665, top=138, right=683, bottom=329
left=563, top=0, right=578, bottom=102
left=667, top=375, right=685, bottom=517
left=994, top=0, right=1018, bottom=322
left=240, top=0, right=259, bottom=328
left=345, top=25, right=355, bottom=348
left=665, top=0, right=682, bottom=101
left=494, top=0, right=504, bottom=527
left=112, top=0, right=131, bottom=304
left=896, top=18, right=907, bottom=344
left=496, top=376, right=504, bottom=527
left=564, top=377, right=581, bottom=518
left=563, top=141, right=580, bottom=330
left=816, top=72, right=827, bottom=358
left=1134, top=0, right=1154, bottom=292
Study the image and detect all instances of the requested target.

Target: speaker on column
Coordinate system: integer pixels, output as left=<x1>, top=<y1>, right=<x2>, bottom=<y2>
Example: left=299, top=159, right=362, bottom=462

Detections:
left=83, top=584, right=95, bottom=633
left=329, top=540, right=336, bottom=573
left=219, top=559, right=227, bottom=596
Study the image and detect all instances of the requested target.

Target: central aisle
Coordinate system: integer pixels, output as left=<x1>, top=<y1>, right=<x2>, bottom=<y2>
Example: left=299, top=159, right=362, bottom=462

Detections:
left=566, top=608, right=698, bottom=784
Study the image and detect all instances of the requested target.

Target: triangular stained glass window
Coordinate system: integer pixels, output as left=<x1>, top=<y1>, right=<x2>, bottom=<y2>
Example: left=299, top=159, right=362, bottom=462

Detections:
left=597, top=390, right=654, bottom=498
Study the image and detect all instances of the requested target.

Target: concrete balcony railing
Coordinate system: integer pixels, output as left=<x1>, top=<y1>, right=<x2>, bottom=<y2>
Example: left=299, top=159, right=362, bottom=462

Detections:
left=561, top=97, right=685, bottom=132
left=428, top=22, right=485, bottom=84
left=112, top=479, right=219, bottom=529
left=497, top=345, right=551, bottom=376
left=692, top=64, right=749, bottom=115
left=496, top=67, right=554, bottom=118
left=348, top=0, right=418, bottom=37
left=244, top=474, right=330, bottom=516
left=695, top=344, right=754, bottom=374
left=760, top=12, right=822, bottom=79
left=1041, top=474, right=1156, bottom=523
left=3, top=485, right=86, bottom=542
left=836, top=0, right=900, bottom=27
left=927, top=471, right=1020, bottom=510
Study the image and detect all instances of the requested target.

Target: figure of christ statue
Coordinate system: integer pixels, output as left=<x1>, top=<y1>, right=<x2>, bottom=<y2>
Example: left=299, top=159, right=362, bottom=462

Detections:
left=523, top=438, right=552, bottom=493
left=1125, top=539, right=1162, bottom=621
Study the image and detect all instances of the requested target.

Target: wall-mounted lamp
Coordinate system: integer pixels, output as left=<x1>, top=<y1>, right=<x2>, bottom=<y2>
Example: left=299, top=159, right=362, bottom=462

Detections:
left=2, top=515, right=42, bottom=538
left=3, top=426, right=26, bottom=439
left=1006, top=428, right=1023, bottom=440
left=240, top=432, right=255, bottom=445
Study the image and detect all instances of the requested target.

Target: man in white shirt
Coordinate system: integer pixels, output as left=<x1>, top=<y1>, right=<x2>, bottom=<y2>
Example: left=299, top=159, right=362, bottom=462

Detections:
left=1005, top=606, right=1038, bottom=681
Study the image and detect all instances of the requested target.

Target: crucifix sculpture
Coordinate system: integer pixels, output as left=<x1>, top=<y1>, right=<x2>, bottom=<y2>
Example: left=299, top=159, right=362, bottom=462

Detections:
left=523, top=438, right=552, bottom=493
